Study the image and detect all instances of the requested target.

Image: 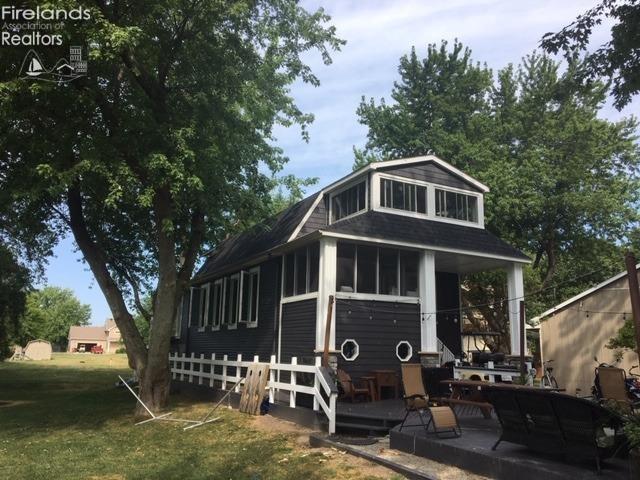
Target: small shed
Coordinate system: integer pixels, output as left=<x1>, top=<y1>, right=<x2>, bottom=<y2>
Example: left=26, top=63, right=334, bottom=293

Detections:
left=536, top=265, right=639, bottom=396
left=24, top=339, right=52, bottom=360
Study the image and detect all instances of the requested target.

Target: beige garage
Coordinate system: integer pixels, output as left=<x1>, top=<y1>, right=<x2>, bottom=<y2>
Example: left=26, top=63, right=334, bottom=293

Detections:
left=68, top=319, right=122, bottom=353
left=536, top=265, right=639, bottom=396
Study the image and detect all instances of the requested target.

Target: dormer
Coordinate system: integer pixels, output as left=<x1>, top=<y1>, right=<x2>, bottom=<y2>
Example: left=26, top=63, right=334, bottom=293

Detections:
left=325, top=155, right=488, bottom=229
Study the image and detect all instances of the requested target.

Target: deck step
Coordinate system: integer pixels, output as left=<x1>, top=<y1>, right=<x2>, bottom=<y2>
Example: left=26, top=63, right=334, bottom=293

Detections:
left=335, top=420, right=392, bottom=433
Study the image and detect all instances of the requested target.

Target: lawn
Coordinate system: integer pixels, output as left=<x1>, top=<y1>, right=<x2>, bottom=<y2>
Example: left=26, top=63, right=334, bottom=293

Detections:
left=0, top=354, right=400, bottom=480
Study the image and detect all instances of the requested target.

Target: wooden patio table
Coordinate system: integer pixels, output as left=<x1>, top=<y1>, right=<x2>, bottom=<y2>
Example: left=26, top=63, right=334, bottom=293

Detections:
left=371, top=369, right=399, bottom=400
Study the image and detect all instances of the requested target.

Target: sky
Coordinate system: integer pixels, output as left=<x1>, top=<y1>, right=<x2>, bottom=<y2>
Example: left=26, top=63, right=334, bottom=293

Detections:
left=40, top=0, right=639, bottom=325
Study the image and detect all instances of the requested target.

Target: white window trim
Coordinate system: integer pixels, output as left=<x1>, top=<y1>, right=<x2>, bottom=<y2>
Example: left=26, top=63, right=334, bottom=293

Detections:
left=211, top=278, right=223, bottom=331
left=371, top=172, right=484, bottom=229
left=396, top=340, right=413, bottom=362
left=283, top=244, right=319, bottom=298
left=239, top=266, right=260, bottom=328
left=328, top=178, right=368, bottom=225
left=281, top=291, right=318, bottom=304
left=340, top=338, right=359, bottom=361
left=226, top=273, right=240, bottom=330
left=335, top=291, right=419, bottom=304
left=187, top=287, right=195, bottom=327
left=173, top=296, right=183, bottom=338
left=198, top=283, right=210, bottom=331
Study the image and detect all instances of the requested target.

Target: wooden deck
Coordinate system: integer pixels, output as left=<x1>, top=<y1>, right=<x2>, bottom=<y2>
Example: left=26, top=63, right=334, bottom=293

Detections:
left=335, top=399, right=406, bottom=433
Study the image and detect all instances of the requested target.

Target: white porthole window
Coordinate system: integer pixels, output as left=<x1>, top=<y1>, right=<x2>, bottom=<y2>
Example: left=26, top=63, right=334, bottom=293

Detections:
left=396, top=341, right=413, bottom=362
left=340, top=339, right=359, bottom=361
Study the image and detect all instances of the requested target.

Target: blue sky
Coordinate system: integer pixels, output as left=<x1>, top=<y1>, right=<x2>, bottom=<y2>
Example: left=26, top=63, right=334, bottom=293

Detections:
left=40, top=0, right=639, bottom=325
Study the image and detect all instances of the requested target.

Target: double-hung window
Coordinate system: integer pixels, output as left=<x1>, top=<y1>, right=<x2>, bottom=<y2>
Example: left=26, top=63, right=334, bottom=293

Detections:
left=211, top=279, right=224, bottom=330
left=198, top=283, right=210, bottom=329
left=240, top=267, right=260, bottom=327
left=223, top=274, right=240, bottom=328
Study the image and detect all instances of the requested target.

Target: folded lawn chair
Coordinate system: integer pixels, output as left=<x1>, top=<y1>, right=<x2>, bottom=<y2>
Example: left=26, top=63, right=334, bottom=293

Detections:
left=399, top=364, right=460, bottom=437
left=337, top=369, right=372, bottom=403
left=597, top=366, right=637, bottom=412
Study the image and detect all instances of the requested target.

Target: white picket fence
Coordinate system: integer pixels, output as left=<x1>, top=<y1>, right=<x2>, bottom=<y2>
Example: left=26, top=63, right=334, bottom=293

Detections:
left=169, top=352, right=337, bottom=433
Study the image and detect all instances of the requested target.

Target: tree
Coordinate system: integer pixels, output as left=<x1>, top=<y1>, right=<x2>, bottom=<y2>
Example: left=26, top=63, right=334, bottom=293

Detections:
left=20, top=286, right=91, bottom=348
left=541, top=0, right=640, bottom=110
left=354, top=40, right=494, bottom=170
left=0, top=244, right=31, bottom=359
left=0, top=1, right=343, bottom=412
left=355, top=42, right=639, bottom=347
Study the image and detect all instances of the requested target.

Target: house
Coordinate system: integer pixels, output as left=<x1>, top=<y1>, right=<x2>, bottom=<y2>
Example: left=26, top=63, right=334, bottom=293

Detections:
left=68, top=319, right=122, bottom=353
left=173, top=155, right=529, bottom=387
left=535, top=265, right=639, bottom=396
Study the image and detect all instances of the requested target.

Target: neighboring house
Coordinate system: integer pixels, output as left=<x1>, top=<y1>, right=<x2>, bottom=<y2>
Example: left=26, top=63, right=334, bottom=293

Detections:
left=536, top=265, right=639, bottom=396
left=68, top=319, right=122, bottom=353
left=172, top=155, right=529, bottom=380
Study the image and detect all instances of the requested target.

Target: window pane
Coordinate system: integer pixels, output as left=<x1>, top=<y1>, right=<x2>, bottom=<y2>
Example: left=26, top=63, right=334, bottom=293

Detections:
left=379, top=248, right=398, bottom=295
left=284, top=253, right=295, bottom=297
left=308, top=243, right=319, bottom=292
left=331, top=195, right=341, bottom=222
left=417, top=186, right=426, bottom=214
left=356, top=245, right=377, bottom=293
left=226, top=276, right=239, bottom=325
left=392, top=181, right=404, bottom=210
left=468, top=195, right=478, bottom=222
left=250, top=272, right=259, bottom=323
left=445, top=191, right=457, bottom=218
left=381, top=179, right=392, bottom=207
left=213, top=282, right=222, bottom=326
left=357, top=182, right=366, bottom=210
left=191, top=288, right=200, bottom=325
left=208, top=286, right=215, bottom=325
left=435, top=189, right=444, bottom=216
left=199, top=286, right=207, bottom=327
left=400, top=251, right=419, bottom=297
left=336, top=242, right=356, bottom=292
left=404, top=183, right=416, bottom=211
left=295, top=249, right=307, bottom=295
left=241, top=273, right=251, bottom=322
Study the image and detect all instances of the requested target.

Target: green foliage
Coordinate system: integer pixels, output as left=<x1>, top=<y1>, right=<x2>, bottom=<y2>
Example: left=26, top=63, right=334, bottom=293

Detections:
left=625, top=412, right=640, bottom=449
left=607, top=317, right=637, bottom=351
left=0, top=0, right=343, bottom=389
left=20, top=286, right=91, bottom=347
left=355, top=41, right=639, bottom=342
left=541, top=0, right=640, bottom=110
left=0, top=244, right=31, bottom=359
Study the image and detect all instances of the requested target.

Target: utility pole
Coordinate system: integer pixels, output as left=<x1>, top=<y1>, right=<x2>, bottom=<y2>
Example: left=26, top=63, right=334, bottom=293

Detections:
left=624, top=251, right=640, bottom=364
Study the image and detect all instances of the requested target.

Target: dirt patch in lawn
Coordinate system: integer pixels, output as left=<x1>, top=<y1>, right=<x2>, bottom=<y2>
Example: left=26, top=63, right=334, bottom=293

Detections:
left=251, top=415, right=401, bottom=479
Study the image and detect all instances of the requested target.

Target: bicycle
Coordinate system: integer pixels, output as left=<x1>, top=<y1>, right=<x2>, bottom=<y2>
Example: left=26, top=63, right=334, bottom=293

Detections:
left=541, top=359, right=558, bottom=389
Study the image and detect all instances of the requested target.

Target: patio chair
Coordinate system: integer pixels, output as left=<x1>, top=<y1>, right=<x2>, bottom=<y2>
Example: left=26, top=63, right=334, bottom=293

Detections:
left=399, top=363, right=460, bottom=437
left=336, top=369, right=372, bottom=403
left=597, top=366, right=636, bottom=412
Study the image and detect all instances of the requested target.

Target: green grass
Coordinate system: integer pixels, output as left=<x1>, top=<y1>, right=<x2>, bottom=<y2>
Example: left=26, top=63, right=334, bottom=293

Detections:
left=0, top=354, right=397, bottom=480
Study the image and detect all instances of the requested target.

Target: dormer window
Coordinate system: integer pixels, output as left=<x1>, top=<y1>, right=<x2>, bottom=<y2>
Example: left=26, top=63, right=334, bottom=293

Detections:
left=330, top=181, right=366, bottom=222
left=435, top=188, right=478, bottom=223
left=380, top=178, right=427, bottom=214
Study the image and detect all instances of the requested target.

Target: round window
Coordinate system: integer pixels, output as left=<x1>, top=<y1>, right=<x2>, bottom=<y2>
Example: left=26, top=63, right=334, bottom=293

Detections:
left=341, top=339, right=359, bottom=361
left=396, top=341, right=412, bottom=362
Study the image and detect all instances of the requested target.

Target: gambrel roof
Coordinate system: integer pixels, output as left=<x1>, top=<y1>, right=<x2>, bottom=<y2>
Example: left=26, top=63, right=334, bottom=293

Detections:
left=193, top=156, right=526, bottom=283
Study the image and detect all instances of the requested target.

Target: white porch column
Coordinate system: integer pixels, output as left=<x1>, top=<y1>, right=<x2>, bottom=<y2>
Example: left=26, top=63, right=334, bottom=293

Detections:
left=419, top=250, right=437, bottom=354
left=316, top=237, right=337, bottom=351
left=507, top=263, right=524, bottom=355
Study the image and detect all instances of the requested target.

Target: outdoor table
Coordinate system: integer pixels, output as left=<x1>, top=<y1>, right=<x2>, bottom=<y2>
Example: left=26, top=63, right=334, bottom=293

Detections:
left=371, top=369, right=399, bottom=400
left=360, top=375, right=378, bottom=401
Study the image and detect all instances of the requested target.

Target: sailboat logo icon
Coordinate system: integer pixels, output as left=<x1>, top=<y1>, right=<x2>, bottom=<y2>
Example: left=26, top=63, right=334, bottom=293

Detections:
left=19, top=49, right=86, bottom=83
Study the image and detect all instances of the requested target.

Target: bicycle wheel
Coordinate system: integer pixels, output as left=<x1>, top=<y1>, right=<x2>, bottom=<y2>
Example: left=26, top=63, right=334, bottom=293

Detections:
left=550, top=376, right=558, bottom=389
left=541, top=375, right=551, bottom=388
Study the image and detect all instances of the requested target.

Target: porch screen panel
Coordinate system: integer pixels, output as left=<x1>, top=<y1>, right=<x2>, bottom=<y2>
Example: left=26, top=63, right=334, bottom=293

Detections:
left=336, top=242, right=355, bottom=292
left=308, top=243, right=319, bottom=292
left=284, top=253, right=295, bottom=297
left=378, top=248, right=398, bottom=295
left=295, top=249, right=307, bottom=295
left=356, top=245, right=377, bottom=294
left=400, top=251, right=419, bottom=297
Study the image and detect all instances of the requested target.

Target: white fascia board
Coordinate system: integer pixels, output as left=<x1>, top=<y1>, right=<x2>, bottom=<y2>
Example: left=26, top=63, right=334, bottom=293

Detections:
left=535, top=264, right=640, bottom=320
left=318, top=230, right=531, bottom=264
left=287, top=192, right=323, bottom=243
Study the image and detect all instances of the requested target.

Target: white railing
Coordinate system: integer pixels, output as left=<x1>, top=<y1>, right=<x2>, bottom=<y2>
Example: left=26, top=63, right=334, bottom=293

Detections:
left=169, top=352, right=338, bottom=433
left=437, top=338, right=456, bottom=365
